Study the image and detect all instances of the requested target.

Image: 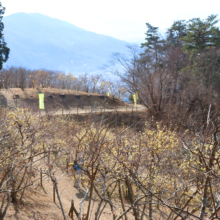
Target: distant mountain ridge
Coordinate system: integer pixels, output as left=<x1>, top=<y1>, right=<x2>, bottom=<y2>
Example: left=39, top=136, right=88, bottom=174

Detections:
left=2, top=13, right=129, bottom=74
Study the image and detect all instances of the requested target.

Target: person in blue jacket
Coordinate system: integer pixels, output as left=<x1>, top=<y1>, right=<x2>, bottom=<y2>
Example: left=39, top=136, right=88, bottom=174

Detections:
left=73, top=160, right=82, bottom=189
left=73, top=160, right=81, bottom=172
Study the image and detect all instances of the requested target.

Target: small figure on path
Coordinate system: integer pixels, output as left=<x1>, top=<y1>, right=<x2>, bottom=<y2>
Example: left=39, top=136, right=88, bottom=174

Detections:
left=69, top=160, right=82, bottom=189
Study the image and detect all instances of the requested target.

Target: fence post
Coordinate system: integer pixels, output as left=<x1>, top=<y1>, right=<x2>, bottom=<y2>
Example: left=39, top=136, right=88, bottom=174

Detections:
left=69, top=200, right=74, bottom=219
left=66, top=158, right=69, bottom=173
left=68, top=199, right=79, bottom=219
left=40, top=168, right=43, bottom=188
left=53, top=185, right=56, bottom=203
left=115, top=111, right=118, bottom=135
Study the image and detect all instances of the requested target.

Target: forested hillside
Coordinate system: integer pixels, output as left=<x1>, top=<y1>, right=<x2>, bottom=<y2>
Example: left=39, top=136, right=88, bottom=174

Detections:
left=113, top=15, right=220, bottom=128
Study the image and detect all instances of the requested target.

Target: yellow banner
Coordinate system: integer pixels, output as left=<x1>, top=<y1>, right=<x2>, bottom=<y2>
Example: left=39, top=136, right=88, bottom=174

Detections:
left=133, top=94, right=137, bottom=106
left=107, top=92, right=110, bottom=96
left=136, top=92, right=138, bottom=100
left=39, top=93, right=45, bottom=109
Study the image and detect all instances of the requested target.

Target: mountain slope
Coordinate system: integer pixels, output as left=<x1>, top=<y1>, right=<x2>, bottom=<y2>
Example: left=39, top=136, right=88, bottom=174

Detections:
left=3, top=13, right=128, bottom=74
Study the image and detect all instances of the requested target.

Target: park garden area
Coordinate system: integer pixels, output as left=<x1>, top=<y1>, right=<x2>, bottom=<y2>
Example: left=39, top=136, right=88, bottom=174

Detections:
left=1, top=0, right=220, bottom=217
left=1, top=107, right=220, bottom=220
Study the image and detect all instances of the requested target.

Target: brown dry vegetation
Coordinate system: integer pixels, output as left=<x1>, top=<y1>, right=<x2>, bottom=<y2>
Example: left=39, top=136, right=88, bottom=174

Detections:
left=1, top=107, right=220, bottom=220
left=2, top=14, right=220, bottom=220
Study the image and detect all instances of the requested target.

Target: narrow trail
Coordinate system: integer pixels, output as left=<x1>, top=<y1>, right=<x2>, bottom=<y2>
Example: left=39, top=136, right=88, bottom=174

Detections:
left=42, top=104, right=147, bottom=116
left=5, top=168, right=115, bottom=220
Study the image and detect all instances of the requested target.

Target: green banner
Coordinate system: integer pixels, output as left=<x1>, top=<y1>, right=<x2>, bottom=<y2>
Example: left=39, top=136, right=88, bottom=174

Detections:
left=39, top=93, right=45, bottom=109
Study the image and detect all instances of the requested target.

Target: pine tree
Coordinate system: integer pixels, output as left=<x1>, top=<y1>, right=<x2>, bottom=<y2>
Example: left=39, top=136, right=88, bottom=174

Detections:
left=0, top=2, right=9, bottom=70
left=140, top=23, right=166, bottom=70
left=180, top=15, right=220, bottom=88
left=141, top=23, right=165, bottom=63
left=181, top=14, right=220, bottom=55
left=167, top=20, right=187, bottom=47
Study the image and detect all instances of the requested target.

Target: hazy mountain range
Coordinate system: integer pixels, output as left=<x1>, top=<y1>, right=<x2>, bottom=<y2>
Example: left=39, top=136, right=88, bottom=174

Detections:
left=2, top=13, right=130, bottom=75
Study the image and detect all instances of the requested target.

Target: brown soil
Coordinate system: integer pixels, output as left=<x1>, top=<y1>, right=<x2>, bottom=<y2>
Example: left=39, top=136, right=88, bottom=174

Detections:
left=4, top=169, right=114, bottom=220
left=3, top=165, right=168, bottom=220
left=0, top=88, right=125, bottom=112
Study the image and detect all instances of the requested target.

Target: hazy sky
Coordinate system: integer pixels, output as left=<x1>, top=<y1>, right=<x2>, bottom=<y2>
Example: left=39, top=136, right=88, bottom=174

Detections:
left=1, top=0, right=220, bottom=43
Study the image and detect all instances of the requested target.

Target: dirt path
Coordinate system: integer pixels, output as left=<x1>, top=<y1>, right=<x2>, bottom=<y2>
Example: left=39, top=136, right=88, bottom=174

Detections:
left=41, top=104, right=147, bottom=116
left=5, top=169, right=114, bottom=220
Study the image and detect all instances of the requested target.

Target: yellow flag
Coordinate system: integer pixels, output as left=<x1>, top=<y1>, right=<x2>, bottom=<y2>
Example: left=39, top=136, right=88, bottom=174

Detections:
left=136, top=92, right=138, bottom=100
left=39, top=93, right=45, bottom=109
left=133, top=94, right=137, bottom=106
left=107, top=92, right=110, bottom=96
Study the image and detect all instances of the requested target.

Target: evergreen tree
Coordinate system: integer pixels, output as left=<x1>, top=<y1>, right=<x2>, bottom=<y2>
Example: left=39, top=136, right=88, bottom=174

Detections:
left=180, top=15, right=220, bottom=88
left=141, top=23, right=160, bottom=50
left=0, top=2, right=9, bottom=70
left=141, top=23, right=165, bottom=69
left=167, top=20, right=187, bottom=47
left=181, top=14, right=220, bottom=55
